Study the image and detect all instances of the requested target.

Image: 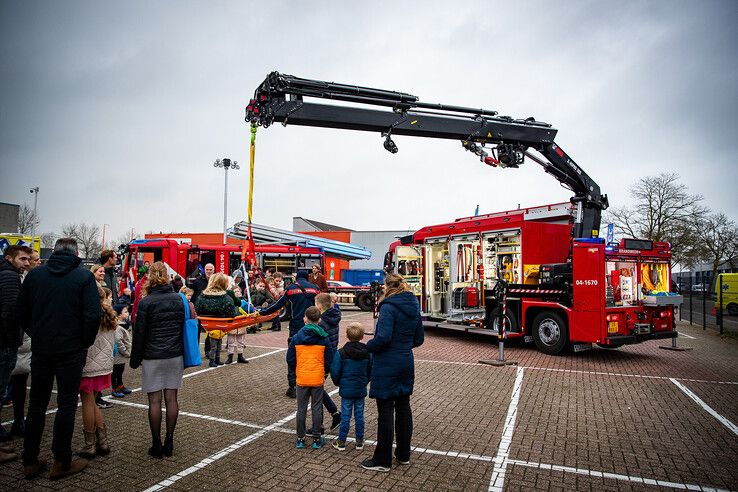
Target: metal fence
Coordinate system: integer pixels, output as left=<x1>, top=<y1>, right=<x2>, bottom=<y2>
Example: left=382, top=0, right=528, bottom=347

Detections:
left=678, top=276, right=734, bottom=335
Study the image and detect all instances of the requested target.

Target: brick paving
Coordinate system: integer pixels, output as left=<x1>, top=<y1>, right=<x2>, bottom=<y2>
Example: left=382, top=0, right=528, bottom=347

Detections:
left=0, top=311, right=736, bottom=491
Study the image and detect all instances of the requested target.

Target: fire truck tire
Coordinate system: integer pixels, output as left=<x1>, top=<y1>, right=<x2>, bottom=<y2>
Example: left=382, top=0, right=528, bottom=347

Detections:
left=356, top=292, right=374, bottom=312
left=531, top=311, right=568, bottom=355
left=490, top=309, right=518, bottom=334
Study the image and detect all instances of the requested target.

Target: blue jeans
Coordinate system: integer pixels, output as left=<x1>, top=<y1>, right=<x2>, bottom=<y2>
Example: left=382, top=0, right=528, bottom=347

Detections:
left=338, top=397, right=365, bottom=442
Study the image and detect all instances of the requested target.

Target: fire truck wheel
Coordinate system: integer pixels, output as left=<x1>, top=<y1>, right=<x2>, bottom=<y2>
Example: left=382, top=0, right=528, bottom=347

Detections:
left=356, top=292, right=374, bottom=312
left=490, top=309, right=518, bottom=335
left=531, top=311, right=568, bottom=355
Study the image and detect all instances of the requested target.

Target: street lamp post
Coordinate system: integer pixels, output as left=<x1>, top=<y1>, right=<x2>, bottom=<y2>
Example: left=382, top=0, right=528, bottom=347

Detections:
left=29, top=186, right=39, bottom=240
left=214, top=158, right=239, bottom=244
left=101, top=223, right=109, bottom=253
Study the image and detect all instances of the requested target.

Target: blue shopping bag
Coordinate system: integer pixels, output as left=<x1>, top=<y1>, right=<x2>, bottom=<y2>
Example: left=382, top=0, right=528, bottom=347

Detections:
left=180, top=293, right=202, bottom=368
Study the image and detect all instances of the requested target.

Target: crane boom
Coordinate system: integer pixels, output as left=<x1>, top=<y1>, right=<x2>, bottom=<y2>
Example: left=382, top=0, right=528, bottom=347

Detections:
left=245, top=72, right=608, bottom=238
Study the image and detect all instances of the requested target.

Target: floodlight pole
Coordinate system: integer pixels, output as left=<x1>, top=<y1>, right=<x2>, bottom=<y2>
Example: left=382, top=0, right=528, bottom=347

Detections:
left=29, top=187, right=39, bottom=239
left=214, top=158, right=239, bottom=245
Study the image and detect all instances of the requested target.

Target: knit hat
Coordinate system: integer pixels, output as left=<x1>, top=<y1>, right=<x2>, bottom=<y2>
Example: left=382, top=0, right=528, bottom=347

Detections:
left=296, top=270, right=309, bottom=280
left=113, top=304, right=125, bottom=315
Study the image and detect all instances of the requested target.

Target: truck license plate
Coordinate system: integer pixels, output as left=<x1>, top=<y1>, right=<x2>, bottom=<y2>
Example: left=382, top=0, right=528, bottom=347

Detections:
left=607, top=321, right=618, bottom=333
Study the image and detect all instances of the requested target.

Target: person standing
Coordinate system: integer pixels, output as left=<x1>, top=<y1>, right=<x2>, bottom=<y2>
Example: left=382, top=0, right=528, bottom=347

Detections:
left=309, top=264, right=329, bottom=293
left=77, top=287, right=116, bottom=459
left=361, top=274, right=424, bottom=472
left=7, top=246, right=40, bottom=440
left=130, top=262, right=186, bottom=459
left=17, top=238, right=101, bottom=480
left=259, top=270, right=320, bottom=398
left=0, top=245, right=31, bottom=456
left=100, top=250, right=119, bottom=305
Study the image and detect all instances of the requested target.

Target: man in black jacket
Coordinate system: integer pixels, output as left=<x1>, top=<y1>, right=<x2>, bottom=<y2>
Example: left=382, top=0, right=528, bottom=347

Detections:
left=16, top=238, right=101, bottom=480
left=0, top=244, right=31, bottom=456
left=259, top=270, right=320, bottom=398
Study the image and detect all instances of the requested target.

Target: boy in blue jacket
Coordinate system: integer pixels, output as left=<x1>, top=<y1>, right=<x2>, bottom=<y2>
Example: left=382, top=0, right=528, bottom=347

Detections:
left=329, top=322, right=371, bottom=451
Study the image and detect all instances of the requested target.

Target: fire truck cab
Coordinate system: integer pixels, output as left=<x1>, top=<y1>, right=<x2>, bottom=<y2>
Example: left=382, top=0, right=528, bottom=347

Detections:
left=385, top=204, right=681, bottom=354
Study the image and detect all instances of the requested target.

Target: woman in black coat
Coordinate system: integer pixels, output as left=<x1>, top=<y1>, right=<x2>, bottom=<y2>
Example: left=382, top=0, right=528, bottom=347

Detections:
left=130, top=262, right=188, bottom=459
left=361, top=274, right=424, bottom=472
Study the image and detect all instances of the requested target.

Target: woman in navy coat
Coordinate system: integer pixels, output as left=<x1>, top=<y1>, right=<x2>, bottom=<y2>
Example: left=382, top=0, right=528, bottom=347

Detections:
left=361, top=274, right=424, bottom=472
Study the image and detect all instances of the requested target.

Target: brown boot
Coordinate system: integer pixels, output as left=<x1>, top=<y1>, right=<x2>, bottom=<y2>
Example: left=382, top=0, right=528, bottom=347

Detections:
left=49, top=458, right=88, bottom=480
left=23, top=459, right=47, bottom=479
left=95, top=425, right=110, bottom=455
left=0, top=450, right=18, bottom=464
left=77, top=430, right=97, bottom=459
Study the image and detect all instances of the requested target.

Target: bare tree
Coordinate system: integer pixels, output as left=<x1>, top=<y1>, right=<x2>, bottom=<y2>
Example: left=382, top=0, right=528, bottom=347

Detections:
left=40, top=232, right=59, bottom=249
left=605, top=173, right=706, bottom=267
left=112, top=228, right=141, bottom=249
left=17, top=204, right=39, bottom=235
left=61, top=222, right=101, bottom=260
left=693, top=213, right=738, bottom=282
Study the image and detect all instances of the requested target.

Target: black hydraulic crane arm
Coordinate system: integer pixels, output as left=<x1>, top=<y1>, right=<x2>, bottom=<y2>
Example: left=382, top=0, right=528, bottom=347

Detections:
left=245, top=72, right=609, bottom=238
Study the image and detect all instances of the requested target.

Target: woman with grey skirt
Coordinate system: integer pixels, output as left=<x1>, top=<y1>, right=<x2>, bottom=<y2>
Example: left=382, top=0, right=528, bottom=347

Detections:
left=130, top=262, right=188, bottom=458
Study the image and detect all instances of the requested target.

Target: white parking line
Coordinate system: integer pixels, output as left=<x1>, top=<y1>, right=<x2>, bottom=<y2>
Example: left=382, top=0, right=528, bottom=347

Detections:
left=142, top=388, right=339, bottom=491
left=1, top=348, right=287, bottom=427
left=670, top=378, right=738, bottom=437
left=507, top=458, right=730, bottom=491
left=522, top=366, right=738, bottom=385
left=488, top=366, right=524, bottom=492
left=109, top=394, right=731, bottom=492
left=677, top=332, right=697, bottom=339
left=109, top=397, right=500, bottom=463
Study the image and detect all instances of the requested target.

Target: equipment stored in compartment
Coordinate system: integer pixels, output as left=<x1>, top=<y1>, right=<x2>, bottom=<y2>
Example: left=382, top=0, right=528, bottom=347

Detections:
left=540, top=263, right=572, bottom=288
left=452, top=287, right=479, bottom=309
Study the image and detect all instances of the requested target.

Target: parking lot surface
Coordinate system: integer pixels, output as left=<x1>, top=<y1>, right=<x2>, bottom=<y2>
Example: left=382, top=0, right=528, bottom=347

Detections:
left=0, top=309, right=736, bottom=491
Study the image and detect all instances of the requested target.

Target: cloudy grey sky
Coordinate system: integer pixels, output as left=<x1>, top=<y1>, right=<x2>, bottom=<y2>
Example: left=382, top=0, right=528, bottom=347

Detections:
left=1, top=0, right=736, bottom=243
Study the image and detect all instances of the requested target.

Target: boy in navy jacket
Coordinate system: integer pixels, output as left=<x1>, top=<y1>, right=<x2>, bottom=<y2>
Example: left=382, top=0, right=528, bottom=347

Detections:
left=316, top=293, right=342, bottom=431
left=329, top=322, right=371, bottom=450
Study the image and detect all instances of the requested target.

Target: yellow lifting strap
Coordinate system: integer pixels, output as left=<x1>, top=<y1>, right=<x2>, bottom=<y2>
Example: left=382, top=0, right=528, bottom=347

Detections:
left=248, top=124, right=257, bottom=225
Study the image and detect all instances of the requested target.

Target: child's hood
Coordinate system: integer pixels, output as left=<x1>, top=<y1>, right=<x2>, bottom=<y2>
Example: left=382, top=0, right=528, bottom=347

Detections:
left=302, top=323, right=328, bottom=339
left=341, top=341, right=369, bottom=360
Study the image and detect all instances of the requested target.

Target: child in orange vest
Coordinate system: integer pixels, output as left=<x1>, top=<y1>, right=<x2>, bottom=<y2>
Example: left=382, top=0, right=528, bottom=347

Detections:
left=286, top=306, right=333, bottom=449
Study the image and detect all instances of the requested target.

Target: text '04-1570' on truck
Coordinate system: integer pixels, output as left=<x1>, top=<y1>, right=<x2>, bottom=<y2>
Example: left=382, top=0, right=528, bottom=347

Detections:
left=245, top=72, right=683, bottom=355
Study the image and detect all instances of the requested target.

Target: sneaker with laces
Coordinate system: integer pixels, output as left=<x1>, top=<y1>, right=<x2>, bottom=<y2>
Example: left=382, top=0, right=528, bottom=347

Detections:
left=332, top=439, right=345, bottom=451
left=311, top=435, right=325, bottom=449
left=111, top=390, right=125, bottom=398
left=121, top=386, right=133, bottom=395
left=330, top=412, right=341, bottom=430
left=360, top=459, right=390, bottom=472
left=396, top=457, right=410, bottom=465
left=355, top=439, right=364, bottom=450
left=295, top=438, right=306, bottom=449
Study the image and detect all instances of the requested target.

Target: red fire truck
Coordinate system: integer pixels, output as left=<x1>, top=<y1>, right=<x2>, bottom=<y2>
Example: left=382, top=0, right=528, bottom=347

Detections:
left=384, top=203, right=680, bottom=354
left=244, top=72, right=682, bottom=354
left=120, top=238, right=324, bottom=289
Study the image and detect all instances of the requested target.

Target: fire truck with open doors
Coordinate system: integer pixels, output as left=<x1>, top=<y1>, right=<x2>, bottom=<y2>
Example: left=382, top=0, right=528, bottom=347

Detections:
left=244, top=72, right=682, bottom=354
left=384, top=203, right=680, bottom=354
